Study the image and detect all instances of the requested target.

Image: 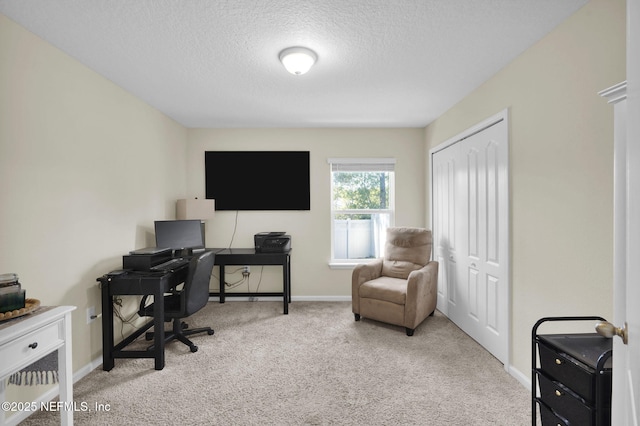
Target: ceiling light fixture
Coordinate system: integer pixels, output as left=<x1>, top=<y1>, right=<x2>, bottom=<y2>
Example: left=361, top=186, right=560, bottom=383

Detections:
left=279, top=46, right=317, bottom=75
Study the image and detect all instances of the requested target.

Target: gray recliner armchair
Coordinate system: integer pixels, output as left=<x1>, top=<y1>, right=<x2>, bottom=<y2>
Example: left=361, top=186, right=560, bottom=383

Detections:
left=352, top=227, right=438, bottom=336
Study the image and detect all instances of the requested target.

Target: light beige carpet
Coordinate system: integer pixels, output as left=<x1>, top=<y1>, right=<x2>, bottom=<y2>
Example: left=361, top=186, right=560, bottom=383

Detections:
left=20, top=301, right=531, bottom=425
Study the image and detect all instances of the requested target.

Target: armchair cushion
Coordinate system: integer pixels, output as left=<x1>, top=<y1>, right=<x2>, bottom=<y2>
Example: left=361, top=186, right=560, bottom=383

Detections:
left=382, top=227, right=432, bottom=279
left=358, top=276, right=407, bottom=305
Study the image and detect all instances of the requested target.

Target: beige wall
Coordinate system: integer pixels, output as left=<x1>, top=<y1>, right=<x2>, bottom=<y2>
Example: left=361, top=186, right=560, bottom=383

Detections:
left=187, top=128, right=426, bottom=296
left=424, top=0, right=625, bottom=380
left=0, top=14, right=188, bottom=374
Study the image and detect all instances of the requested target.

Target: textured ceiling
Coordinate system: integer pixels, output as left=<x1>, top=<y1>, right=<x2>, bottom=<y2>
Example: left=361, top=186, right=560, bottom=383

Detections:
left=0, top=0, right=589, bottom=128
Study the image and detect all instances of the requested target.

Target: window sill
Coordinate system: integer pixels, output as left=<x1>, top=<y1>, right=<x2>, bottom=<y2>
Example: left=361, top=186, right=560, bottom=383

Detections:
left=329, top=260, right=378, bottom=270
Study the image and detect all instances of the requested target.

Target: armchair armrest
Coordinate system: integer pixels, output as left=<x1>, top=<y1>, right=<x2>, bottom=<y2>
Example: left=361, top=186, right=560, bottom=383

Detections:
left=351, top=259, right=383, bottom=314
left=405, top=260, right=439, bottom=327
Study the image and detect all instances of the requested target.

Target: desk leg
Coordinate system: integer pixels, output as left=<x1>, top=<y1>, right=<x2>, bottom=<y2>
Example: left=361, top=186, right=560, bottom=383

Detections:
left=219, top=264, right=226, bottom=303
left=282, top=258, right=289, bottom=315
left=101, top=281, right=115, bottom=371
left=152, top=287, right=165, bottom=370
left=287, top=255, right=292, bottom=303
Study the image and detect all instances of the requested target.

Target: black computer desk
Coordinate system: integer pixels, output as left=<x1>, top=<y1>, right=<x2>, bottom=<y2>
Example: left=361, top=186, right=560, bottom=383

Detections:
left=208, top=248, right=291, bottom=315
left=99, top=248, right=291, bottom=371
left=98, top=265, right=188, bottom=371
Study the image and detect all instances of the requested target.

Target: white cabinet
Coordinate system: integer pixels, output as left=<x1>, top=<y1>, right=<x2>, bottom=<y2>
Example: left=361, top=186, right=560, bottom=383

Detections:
left=0, top=306, right=75, bottom=426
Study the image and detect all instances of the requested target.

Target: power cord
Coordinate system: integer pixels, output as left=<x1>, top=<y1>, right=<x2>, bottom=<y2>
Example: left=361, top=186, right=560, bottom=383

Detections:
left=211, top=266, right=248, bottom=290
left=252, top=266, right=264, bottom=295
left=226, top=210, right=240, bottom=249
left=112, top=296, right=142, bottom=341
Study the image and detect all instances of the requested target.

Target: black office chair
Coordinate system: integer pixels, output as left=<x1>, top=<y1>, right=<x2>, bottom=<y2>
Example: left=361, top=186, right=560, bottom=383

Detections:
left=138, top=250, right=215, bottom=353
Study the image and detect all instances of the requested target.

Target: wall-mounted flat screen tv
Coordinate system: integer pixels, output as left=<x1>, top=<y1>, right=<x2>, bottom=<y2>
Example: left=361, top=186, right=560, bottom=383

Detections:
left=205, top=151, right=310, bottom=211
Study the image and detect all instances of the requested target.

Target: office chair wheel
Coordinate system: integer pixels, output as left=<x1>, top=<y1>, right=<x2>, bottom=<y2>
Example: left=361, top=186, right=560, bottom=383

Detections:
left=207, top=330, right=214, bottom=335
left=190, top=345, right=198, bottom=353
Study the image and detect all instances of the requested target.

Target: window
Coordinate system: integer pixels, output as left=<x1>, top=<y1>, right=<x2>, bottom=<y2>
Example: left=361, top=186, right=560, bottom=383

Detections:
left=329, top=158, right=395, bottom=265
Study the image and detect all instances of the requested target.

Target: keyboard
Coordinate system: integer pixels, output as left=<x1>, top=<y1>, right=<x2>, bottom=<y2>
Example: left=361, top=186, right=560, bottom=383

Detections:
left=150, top=258, right=189, bottom=272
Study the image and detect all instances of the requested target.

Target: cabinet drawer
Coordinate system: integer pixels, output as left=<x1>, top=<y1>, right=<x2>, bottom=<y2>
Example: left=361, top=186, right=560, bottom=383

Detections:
left=538, top=340, right=595, bottom=401
left=537, top=400, right=569, bottom=426
left=537, top=371, right=594, bottom=425
left=0, top=320, right=63, bottom=373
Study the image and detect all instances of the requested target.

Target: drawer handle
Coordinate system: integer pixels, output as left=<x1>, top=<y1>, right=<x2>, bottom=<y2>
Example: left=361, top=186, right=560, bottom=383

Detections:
left=555, top=389, right=563, bottom=397
left=28, top=342, right=38, bottom=349
left=554, top=358, right=563, bottom=365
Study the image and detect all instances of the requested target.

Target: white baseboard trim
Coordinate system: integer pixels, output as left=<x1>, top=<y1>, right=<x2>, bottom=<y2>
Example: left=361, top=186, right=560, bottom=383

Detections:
left=74, top=356, right=103, bottom=383
left=509, top=364, right=532, bottom=392
left=208, top=296, right=352, bottom=302
left=292, top=296, right=351, bottom=302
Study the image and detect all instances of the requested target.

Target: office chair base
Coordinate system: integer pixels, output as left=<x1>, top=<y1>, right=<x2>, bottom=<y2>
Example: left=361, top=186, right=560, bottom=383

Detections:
left=146, top=320, right=214, bottom=352
left=145, top=321, right=189, bottom=341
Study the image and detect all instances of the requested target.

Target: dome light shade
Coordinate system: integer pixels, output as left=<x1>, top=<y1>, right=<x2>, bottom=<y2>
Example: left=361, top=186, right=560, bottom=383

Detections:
left=279, top=47, right=317, bottom=75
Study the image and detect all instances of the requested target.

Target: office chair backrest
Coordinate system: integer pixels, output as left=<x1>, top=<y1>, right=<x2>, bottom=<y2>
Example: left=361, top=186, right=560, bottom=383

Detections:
left=183, top=251, right=215, bottom=316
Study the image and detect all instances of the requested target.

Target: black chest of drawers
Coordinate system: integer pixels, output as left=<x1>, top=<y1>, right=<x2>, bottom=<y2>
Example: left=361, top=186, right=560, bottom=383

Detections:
left=532, top=317, right=613, bottom=426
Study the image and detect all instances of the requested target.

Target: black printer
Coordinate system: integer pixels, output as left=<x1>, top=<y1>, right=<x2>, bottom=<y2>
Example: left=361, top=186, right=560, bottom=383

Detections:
left=254, top=232, right=291, bottom=253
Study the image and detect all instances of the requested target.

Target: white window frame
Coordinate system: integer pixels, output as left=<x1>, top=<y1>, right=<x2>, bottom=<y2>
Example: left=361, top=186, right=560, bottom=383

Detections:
left=328, top=157, right=396, bottom=268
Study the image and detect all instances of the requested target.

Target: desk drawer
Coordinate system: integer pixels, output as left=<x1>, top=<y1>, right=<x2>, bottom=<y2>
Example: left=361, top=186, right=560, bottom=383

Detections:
left=0, top=319, right=63, bottom=373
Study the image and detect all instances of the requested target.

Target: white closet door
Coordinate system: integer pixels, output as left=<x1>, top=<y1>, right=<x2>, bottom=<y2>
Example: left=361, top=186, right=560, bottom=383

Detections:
left=458, top=121, right=509, bottom=364
left=432, top=146, right=459, bottom=320
left=431, top=111, right=509, bottom=366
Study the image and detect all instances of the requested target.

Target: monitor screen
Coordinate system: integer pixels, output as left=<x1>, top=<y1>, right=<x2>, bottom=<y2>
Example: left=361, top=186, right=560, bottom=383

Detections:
left=154, top=220, right=205, bottom=251
left=205, top=151, right=311, bottom=211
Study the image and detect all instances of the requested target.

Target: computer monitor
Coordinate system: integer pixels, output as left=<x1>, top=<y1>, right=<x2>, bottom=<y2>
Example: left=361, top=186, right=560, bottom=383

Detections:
left=154, top=220, right=205, bottom=256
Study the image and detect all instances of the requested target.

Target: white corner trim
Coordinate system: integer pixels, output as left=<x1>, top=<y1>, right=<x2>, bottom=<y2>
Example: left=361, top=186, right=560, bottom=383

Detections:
left=599, top=81, right=627, bottom=104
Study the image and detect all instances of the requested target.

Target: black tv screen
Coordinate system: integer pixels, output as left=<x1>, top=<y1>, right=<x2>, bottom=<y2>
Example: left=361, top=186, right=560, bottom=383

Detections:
left=205, top=151, right=310, bottom=211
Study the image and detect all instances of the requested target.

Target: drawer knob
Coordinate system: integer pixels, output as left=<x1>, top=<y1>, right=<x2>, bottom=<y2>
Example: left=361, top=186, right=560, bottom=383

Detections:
left=554, top=358, right=563, bottom=365
left=555, top=389, right=563, bottom=397
left=28, top=342, right=38, bottom=349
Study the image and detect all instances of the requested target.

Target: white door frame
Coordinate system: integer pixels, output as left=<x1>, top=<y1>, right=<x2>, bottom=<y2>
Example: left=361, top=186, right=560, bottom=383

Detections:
left=601, top=0, right=640, bottom=423
left=624, top=1, right=640, bottom=422
left=429, top=108, right=511, bottom=371
left=600, top=81, right=633, bottom=426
